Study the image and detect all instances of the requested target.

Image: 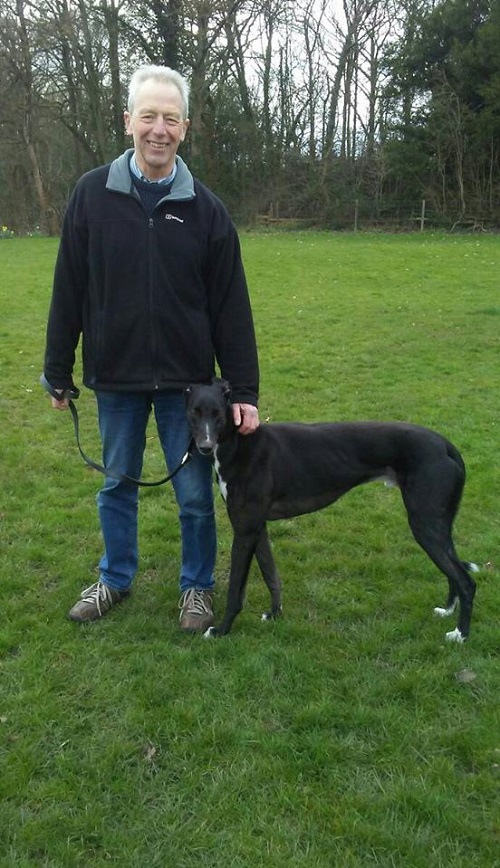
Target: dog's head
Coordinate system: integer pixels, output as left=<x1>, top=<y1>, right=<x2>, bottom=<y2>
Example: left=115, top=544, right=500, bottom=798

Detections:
left=185, top=378, right=232, bottom=455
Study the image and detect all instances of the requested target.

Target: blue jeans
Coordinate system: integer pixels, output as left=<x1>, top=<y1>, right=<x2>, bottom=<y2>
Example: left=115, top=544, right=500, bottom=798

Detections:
left=95, top=390, right=216, bottom=594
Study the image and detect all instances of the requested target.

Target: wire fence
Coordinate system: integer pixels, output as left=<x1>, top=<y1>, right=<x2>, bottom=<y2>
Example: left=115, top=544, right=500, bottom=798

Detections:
left=254, top=198, right=500, bottom=233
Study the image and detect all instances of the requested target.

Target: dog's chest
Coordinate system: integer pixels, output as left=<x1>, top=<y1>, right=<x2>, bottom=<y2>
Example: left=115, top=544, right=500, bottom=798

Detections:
left=214, top=448, right=228, bottom=501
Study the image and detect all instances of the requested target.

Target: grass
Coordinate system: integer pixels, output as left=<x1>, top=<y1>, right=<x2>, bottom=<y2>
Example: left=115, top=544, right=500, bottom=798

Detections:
left=0, top=231, right=499, bottom=867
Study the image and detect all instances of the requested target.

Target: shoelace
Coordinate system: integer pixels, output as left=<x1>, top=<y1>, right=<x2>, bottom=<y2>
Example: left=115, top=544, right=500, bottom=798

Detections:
left=179, top=589, right=211, bottom=618
left=80, top=581, right=113, bottom=617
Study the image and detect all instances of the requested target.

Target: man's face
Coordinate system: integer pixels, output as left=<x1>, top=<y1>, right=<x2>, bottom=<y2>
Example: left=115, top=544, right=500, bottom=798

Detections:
left=124, top=79, right=189, bottom=180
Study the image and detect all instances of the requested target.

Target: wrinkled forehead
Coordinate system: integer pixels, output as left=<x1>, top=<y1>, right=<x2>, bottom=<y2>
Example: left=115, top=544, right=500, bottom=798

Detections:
left=132, top=79, right=185, bottom=117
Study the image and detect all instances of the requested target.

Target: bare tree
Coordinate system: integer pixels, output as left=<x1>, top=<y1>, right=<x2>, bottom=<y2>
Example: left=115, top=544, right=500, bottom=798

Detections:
left=301, top=0, right=328, bottom=164
left=8, top=0, right=59, bottom=233
left=102, top=0, right=127, bottom=152
left=1, top=0, right=493, bottom=230
left=323, top=0, right=379, bottom=160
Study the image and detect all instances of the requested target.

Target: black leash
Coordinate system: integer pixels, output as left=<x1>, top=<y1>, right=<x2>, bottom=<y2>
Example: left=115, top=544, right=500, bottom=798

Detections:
left=40, top=375, right=194, bottom=487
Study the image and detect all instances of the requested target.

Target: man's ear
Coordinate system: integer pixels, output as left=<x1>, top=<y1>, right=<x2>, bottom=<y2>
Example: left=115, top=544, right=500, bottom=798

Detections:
left=124, top=110, right=133, bottom=135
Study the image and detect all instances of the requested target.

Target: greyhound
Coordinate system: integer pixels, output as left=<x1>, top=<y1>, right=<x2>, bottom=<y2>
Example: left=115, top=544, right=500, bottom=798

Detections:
left=185, top=379, right=477, bottom=642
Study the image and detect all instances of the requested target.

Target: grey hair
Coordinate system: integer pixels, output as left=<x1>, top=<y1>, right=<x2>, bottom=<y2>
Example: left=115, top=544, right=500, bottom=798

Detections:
left=127, top=65, right=190, bottom=118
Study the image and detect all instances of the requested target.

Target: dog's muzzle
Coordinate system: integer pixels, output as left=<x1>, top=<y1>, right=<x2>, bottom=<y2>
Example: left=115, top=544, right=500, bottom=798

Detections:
left=197, top=443, right=214, bottom=456
left=195, top=425, right=217, bottom=456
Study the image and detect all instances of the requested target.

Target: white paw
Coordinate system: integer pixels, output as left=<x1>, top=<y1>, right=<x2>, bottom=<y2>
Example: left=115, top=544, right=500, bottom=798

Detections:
left=434, top=598, right=458, bottom=618
left=203, top=626, right=216, bottom=639
left=434, top=606, right=453, bottom=618
left=445, top=627, right=465, bottom=643
left=468, top=562, right=480, bottom=573
left=261, top=612, right=272, bottom=621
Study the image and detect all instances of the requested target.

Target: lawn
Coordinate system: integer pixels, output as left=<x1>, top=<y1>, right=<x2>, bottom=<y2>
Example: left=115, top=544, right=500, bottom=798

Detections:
left=0, top=232, right=499, bottom=867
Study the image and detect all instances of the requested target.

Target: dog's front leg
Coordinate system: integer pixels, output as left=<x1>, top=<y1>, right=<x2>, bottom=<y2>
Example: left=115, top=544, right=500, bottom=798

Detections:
left=205, top=531, right=259, bottom=638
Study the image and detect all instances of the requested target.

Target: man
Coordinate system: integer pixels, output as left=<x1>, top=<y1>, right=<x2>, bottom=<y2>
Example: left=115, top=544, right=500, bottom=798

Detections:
left=42, top=65, right=259, bottom=632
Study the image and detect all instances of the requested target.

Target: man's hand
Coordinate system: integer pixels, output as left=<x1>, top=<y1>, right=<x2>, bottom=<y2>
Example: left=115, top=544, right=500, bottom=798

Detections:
left=232, top=403, right=259, bottom=435
left=51, top=390, right=70, bottom=410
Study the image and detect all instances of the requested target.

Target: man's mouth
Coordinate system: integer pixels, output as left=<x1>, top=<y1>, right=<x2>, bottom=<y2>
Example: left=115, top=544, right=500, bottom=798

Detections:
left=147, top=141, right=167, bottom=150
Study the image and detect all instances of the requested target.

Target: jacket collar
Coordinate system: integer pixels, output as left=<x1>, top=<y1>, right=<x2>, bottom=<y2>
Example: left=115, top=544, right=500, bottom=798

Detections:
left=107, top=150, right=195, bottom=201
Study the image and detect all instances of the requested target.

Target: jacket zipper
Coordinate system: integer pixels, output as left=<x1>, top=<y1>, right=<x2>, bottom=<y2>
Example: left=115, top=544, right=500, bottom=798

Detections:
left=148, top=217, right=160, bottom=389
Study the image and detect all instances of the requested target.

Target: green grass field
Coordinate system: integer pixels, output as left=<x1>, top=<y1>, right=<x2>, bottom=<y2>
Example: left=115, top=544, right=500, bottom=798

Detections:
left=0, top=232, right=499, bottom=866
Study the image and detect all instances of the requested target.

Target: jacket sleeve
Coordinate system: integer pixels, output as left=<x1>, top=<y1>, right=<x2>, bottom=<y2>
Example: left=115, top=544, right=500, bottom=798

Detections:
left=43, top=185, right=88, bottom=390
left=206, top=208, right=259, bottom=406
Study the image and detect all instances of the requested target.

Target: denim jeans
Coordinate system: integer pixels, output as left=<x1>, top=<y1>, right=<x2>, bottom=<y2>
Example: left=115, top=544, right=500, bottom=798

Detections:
left=95, top=390, right=216, bottom=593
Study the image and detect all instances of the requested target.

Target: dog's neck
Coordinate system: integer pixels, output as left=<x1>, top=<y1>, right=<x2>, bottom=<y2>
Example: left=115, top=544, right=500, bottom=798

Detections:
left=223, top=403, right=238, bottom=440
left=215, top=403, right=242, bottom=463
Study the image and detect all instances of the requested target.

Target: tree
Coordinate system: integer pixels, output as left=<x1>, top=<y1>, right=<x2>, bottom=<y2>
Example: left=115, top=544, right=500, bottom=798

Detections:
left=382, top=0, right=500, bottom=220
left=1, top=0, right=498, bottom=231
left=0, top=1, right=59, bottom=233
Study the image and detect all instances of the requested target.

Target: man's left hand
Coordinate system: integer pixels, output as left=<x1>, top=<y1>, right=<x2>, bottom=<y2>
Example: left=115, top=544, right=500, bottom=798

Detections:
left=232, top=403, right=259, bottom=435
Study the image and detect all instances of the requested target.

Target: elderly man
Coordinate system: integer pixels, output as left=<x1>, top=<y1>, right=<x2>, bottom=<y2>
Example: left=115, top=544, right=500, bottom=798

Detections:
left=43, top=65, right=259, bottom=632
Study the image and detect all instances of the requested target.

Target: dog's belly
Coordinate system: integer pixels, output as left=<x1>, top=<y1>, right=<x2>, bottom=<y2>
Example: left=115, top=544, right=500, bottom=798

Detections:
left=267, top=489, right=348, bottom=520
left=261, top=449, right=401, bottom=521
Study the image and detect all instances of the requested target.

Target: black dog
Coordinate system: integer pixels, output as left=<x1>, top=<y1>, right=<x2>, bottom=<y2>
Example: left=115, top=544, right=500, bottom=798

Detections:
left=185, top=380, right=477, bottom=642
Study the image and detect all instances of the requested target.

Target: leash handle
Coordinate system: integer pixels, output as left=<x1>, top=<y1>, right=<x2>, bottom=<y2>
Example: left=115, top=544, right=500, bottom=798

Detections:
left=40, top=372, right=80, bottom=402
left=40, top=374, right=194, bottom=487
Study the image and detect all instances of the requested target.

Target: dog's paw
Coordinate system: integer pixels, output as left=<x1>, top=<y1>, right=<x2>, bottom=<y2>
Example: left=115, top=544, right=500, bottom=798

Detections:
left=434, top=599, right=458, bottom=618
left=203, top=626, right=218, bottom=639
left=434, top=606, right=453, bottom=618
left=261, top=608, right=283, bottom=622
left=445, top=627, right=466, bottom=643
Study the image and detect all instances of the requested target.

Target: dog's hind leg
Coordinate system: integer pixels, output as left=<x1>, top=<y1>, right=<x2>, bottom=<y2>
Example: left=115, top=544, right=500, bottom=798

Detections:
left=432, top=564, right=479, bottom=620
left=401, top=464, right=476, bottom=642
left=434, top=594, right=459, bottom=619
left=409, top=517, right=476, bottom=641
left=405, top=518, right=476, bottom=642
left=254, top=526, right=282, bottom=621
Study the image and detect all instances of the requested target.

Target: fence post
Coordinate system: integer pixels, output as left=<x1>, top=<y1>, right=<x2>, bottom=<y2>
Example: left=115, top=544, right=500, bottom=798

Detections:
left=420, top=199, right=426, bottom=232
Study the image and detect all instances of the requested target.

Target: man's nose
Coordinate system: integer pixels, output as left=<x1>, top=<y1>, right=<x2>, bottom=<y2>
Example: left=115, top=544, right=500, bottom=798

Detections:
left=152, top=115, right=168, bottom=133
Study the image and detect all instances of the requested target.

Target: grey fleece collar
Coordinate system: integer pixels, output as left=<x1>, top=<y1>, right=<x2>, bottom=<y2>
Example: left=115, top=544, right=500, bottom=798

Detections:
left=107, top=150, right=195, bottom=201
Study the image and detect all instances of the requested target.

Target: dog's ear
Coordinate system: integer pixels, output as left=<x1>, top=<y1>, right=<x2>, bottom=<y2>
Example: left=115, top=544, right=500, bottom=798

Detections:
left=212, top=376, right=231, bottom=396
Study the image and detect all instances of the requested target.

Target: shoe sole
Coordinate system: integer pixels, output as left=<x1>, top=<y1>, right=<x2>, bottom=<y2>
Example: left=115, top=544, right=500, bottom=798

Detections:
left=179, top=618, right=215, bottom=633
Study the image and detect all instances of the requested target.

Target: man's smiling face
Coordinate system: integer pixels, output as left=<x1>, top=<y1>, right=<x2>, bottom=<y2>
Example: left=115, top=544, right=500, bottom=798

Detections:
left=124, top=79, right=189, bottom=181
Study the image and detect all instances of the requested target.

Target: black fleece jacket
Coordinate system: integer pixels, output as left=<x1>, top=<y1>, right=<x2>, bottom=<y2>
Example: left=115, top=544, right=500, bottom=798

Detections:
left=44, top=151, right=259, bottom=406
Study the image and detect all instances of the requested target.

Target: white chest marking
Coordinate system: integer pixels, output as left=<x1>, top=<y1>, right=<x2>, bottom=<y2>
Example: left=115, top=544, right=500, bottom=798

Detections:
left=214, top=448, right=228, bottom=501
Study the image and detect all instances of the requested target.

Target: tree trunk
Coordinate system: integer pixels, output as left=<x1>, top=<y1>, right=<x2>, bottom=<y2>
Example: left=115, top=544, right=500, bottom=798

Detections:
left=103, top=0, right=125, bottom=153
left=16, top=0, right=59, bottom=234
